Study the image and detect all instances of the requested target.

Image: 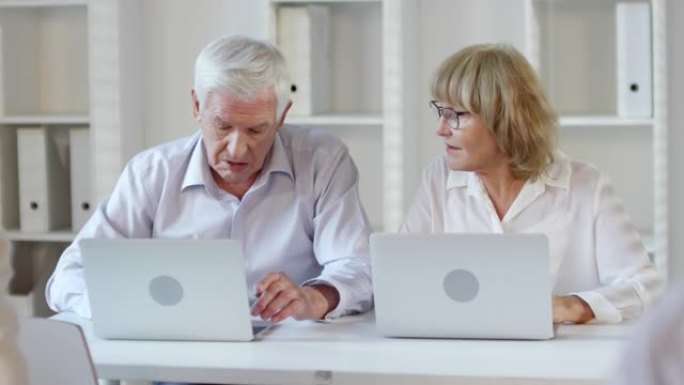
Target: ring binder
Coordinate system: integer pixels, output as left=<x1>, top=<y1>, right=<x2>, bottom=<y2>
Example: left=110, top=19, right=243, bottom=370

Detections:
left=0, top=25, right=4, bottom=116
left=17, top=128, right=71, bottom=232
left=69, top=128, right=92, bottom=231
left=616, top=2, right=652, bottom=118
left=276, top=5, right=330, bottom=116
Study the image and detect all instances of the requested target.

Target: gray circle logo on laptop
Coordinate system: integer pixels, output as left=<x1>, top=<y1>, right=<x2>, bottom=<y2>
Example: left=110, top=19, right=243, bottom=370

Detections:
left=149, top=275, right=184, bottom=306
left=443, top=269, right=480, bottom=302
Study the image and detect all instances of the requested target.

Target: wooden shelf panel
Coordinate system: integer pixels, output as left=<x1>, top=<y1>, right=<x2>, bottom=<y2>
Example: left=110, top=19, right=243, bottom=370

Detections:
left=559, top=115, right=653, bottom=127
left=4, top=229, right=75, bottom=242
left=0, top=115, right=90, bottom=125
left=271, top=0, right=380, bottom=3
left=285, top=114, right=383, bottom=126
left=0, top=1, right=87, bottom=8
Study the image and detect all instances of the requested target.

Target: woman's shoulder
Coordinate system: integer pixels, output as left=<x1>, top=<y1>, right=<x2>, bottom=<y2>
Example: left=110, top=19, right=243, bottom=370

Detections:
left=548, top=151, right=604, bottom=189
left=556, top=155, right=617, bottom=208
left=567, top=159, right=605, bottom=190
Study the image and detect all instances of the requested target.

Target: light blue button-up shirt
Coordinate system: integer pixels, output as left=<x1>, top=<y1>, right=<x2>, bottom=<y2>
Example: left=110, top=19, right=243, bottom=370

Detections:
left=46, top=126, right=373, bottom=319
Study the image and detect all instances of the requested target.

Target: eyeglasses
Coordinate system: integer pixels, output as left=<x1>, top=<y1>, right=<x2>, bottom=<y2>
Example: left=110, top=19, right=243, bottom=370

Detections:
left=430, top=100, right=469, bottom=130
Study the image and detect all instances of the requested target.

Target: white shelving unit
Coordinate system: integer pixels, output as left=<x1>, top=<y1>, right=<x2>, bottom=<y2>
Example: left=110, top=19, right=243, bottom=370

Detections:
left=0, top=0, right=143, bottom=315
left=525, top=0, right=666, bottom=269
left=283, top=114, right=383, bottom=126
left=267, top=0, right=418, bottom=230
left=0, top=115, right=90, bottom=125
left=0, top=1, right=90, bottom=235
left=4, top=230, right=77, bottom=242
left=558, top=116, right=653, bottom=127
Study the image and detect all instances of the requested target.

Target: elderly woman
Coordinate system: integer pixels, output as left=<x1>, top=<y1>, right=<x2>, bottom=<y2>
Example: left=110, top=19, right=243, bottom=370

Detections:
left=401, top=43, right=662, bottom=324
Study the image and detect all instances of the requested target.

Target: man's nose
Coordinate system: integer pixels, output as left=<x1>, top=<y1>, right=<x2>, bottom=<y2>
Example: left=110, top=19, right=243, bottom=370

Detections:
left=226, top=131, right=247, bottom=157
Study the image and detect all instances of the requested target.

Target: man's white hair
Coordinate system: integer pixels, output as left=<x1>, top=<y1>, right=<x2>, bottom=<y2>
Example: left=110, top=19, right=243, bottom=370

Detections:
left=194, top=35, right=291, bottom=120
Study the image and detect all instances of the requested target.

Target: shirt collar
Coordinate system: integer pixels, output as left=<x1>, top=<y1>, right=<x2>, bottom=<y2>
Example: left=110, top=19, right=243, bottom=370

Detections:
left=261, top=131, right=294, bottom=179
left=181, top=132, right=209, bottom=190
left=444, top=150, right=572, bottom=191
left=446, top=169, right=470, bottom=189
left=181, top=131, right=294, bottom=191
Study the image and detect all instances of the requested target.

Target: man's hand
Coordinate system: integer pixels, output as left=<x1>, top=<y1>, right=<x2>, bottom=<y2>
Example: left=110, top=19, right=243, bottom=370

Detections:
left=250, top=272, right=340, bottom=323
left=552, top=295, right=595, bottom=324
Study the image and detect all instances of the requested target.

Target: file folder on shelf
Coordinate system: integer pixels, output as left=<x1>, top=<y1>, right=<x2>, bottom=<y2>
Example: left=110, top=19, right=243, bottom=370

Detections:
left=17, top=127, right=71, bottom=232
left=616, top=2, right=652, bottom=118
left=0, top=127, right=20, bottom=231
left=0, top=25, right=4, bottom=116
left=277, top=5, right=330, bottom=116
left=69, top=128, right=91, bottom=231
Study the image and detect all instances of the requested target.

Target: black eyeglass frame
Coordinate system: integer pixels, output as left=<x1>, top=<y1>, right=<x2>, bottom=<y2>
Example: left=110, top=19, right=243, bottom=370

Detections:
left=430, top=100, right=469, bottom=130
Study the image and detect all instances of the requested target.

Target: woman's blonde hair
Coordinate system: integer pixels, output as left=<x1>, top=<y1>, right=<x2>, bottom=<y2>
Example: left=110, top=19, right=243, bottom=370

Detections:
left=431, top=43, right=557, bottom=180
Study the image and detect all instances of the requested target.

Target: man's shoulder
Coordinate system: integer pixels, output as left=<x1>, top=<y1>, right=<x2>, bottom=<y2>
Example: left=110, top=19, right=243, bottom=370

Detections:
left=279, top=125, right=347, bottom=156
left=126, top=132, right=200, bottom=173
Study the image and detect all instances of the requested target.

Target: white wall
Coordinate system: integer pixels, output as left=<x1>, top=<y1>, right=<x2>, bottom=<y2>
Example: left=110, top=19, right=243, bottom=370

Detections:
left=141, top=0, right=267, bottom=147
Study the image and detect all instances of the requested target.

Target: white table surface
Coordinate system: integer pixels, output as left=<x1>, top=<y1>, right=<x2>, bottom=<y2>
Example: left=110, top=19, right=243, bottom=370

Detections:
left=53, top=312, right=633, bottom=385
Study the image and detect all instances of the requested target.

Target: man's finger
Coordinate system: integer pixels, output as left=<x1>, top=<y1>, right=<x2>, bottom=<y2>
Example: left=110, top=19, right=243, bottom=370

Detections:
left=260, top=290, right=298, bottom=320
left=255, top=272, right=283, bottom=296
left=250, top=285, right=279, bottom=316
left=270, top=298, right=305, bottom=323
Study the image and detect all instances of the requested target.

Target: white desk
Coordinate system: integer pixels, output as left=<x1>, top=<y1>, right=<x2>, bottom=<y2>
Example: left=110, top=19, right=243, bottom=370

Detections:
left=54, top=312, right=632, bottom=385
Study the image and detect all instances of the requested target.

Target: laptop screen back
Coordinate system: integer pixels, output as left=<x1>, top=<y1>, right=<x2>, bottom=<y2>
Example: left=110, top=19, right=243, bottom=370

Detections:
left=370, top=233, right=554, bottom=340
left=81, top=238, right=256, bottom=341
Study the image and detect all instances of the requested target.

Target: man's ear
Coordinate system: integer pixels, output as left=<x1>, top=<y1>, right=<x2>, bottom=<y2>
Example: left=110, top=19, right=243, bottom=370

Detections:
left=191, top=89, right=200, bottom=121
left=276, top=101, right=293, bottom=130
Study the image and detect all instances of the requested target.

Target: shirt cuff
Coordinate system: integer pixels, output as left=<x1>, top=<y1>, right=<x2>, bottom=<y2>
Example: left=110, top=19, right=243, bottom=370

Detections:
left=572, top=291, right=622, bottom=324
left=46, top=277, right=92, bottom=319
left=300, top=277, right=350, bottom=321
left=74, top=294, right=92, bottom=319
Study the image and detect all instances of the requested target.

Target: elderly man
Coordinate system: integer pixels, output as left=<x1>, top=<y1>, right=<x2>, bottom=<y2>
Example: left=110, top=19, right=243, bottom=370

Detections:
left=46, top=35, right=373, bottom=323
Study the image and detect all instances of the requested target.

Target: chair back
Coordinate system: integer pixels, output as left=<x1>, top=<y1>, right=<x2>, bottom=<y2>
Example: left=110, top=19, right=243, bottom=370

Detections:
left=16, top=317, right=98, bottom=385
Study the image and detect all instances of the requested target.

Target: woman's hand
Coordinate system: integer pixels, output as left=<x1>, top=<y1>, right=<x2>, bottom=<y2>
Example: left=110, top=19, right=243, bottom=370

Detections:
left=553, top=295, right=595, bottom=324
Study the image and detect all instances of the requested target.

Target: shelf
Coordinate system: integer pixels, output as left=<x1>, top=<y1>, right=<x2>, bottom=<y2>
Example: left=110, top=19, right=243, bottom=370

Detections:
left=4, top=229, right=76, bottom=242
left=0, top=1, right=88, bottom=8
left=271, top=0, right=380, bottom=3
left=285, top=114, right=383, bottom=126
left=0, top=5, right=89, bottom=118
left=0, top=115, right=90, bottom=125
left=558, top=116, right=653, bottom=127
left=530, top=0, right=646, bottom=3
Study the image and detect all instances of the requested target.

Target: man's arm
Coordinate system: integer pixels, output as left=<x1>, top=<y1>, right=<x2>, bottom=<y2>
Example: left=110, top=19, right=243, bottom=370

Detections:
left=250, top=273, right=340, bottom=322
left=305, top=144, right=373, bottom=318
left=45, top=162, right=155, bottom=318
left=250, top=143, right=372, bottom=322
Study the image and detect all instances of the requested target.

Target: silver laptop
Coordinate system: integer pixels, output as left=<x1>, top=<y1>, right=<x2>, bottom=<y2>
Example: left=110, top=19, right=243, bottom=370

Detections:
left=81, top=238, right=270, bottom=341
left=370, top=233, right=554, bottom=340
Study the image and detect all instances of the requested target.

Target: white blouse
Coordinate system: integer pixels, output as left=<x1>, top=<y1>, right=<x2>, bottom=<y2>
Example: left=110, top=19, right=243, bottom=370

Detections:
left=400, top=151, right=663, bottom=323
